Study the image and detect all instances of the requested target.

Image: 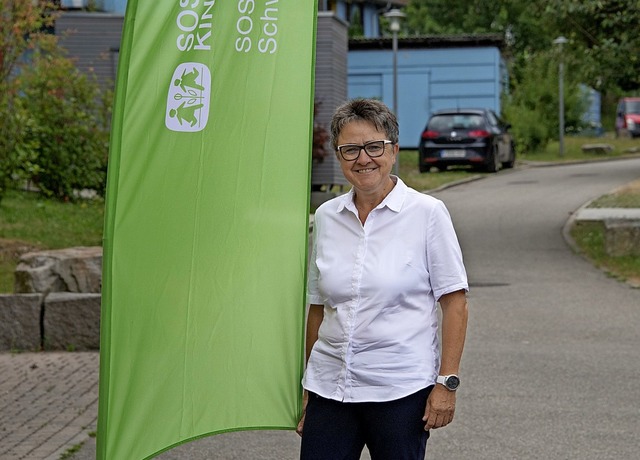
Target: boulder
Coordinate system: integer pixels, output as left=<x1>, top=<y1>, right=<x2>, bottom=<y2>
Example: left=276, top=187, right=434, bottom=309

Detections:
left=14, top=247, right=102, bottom=294
left=0, top=294, right=43, bottom=351
left=43, top=293, right=101, bottom=351
left=581, top=143, right=614, bottom=155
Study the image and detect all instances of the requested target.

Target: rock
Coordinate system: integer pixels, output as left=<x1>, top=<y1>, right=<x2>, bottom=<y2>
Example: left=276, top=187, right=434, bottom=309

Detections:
left=43, top=293, right=101, bottom=351
left=14, top=247, right=102, bottom=294
left=581, top=143, right=614, bottom=154
left=0, top=294, right=43, bottom=351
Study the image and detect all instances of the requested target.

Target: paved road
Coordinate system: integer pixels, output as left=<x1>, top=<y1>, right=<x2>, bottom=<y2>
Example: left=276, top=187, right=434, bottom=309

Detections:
left=425, top=158, right=640, bottom=459
left=2, top=158, right=639, bottom=459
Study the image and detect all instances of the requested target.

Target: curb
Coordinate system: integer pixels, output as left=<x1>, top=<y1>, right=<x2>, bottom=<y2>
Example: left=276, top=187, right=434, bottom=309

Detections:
left=562, top=196, right=640, bottom=290
left=421, top=174, right=485, bottom=194
left=518, top=152, right=640, bottom=168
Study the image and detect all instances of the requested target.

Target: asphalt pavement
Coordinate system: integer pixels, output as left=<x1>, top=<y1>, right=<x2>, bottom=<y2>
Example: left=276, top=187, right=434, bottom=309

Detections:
left=1, top=157, right=639, bottom=460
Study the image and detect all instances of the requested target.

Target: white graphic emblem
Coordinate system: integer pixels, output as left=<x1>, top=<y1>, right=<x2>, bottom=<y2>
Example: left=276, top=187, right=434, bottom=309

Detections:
left=165, top=62, right=211, bottom=132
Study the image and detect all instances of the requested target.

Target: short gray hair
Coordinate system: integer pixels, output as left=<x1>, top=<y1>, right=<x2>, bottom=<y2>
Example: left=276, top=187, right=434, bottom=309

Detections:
left=330, top=98, right=399, bottom=149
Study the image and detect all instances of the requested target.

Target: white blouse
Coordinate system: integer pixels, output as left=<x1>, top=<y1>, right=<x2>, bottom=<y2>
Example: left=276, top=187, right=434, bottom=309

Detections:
left=303, top=177, right=468, bottom=402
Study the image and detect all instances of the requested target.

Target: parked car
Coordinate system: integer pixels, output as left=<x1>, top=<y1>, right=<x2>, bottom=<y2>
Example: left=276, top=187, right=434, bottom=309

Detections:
left=418, top=108, right=515, bottom=173
left=615, top=97, right=640, bottom=138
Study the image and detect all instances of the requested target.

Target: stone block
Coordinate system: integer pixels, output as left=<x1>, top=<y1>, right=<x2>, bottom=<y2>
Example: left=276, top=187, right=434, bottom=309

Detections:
left=43, top=293, right=101, bottom=351
left=604, top=220, right=640, bottom=257
left=0, top=294, right=43, bottom=351
left=14, top=246, right=102, bottom=294
left=581, top=143, right=614, bottom=155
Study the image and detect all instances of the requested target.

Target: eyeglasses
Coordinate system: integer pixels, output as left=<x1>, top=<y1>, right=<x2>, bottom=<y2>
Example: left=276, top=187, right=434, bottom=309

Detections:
left=336, top=140, right=394, bottom=161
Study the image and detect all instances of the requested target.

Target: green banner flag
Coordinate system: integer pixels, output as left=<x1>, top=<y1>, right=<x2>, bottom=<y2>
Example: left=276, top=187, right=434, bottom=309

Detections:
left=97, top=1, right=317, bottom=458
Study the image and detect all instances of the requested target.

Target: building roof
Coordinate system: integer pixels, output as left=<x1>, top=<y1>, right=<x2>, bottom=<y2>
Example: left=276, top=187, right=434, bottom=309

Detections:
left=349, top=34, right=505, bottom=51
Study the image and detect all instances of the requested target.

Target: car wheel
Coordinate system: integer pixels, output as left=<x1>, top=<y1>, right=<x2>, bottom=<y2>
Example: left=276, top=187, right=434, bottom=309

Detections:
left=485, top=146, right=500, bottom=173
left=418, top=157, right=430, bottom=173
left=502, top=143, right=516, bottom=169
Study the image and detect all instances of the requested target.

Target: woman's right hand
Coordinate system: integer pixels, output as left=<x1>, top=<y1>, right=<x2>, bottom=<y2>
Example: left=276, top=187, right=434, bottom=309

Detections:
left=296, top=390, right=309, bottom=437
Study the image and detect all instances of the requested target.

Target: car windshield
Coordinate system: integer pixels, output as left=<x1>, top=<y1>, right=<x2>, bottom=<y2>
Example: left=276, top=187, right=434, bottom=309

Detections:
left=625, top=100, right=640, bottom=114
left=429, top=114, right=484, bottom=131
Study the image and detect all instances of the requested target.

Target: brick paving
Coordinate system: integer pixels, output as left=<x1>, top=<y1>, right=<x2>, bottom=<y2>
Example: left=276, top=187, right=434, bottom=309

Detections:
left=0, top=352, right=99, bottom=460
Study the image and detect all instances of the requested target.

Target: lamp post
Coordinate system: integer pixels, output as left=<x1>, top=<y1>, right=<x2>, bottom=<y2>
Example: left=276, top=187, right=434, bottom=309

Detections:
left=383, top=8, right=405, bottom=175
left=553, top=36, right=568, bottom=157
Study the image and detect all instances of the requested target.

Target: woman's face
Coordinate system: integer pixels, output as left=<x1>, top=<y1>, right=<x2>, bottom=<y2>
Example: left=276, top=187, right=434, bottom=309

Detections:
left=336, top=120, right=397, bottom=196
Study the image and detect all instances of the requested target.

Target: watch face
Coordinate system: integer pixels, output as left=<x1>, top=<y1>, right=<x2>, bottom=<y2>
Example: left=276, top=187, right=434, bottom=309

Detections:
left=445, top=375, right=460, bottom=390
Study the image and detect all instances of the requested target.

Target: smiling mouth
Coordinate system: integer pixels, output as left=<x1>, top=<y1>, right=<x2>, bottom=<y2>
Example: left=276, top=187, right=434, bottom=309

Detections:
left=356, top=168, right=377, bottom=173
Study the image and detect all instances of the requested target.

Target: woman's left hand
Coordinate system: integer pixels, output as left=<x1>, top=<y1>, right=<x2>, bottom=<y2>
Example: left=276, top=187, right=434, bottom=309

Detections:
left=422, top=385, right=456, bottom=430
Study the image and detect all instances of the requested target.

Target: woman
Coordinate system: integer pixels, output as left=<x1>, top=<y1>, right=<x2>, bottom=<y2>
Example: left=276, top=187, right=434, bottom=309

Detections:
left=297, top=99, right=469, bottom=460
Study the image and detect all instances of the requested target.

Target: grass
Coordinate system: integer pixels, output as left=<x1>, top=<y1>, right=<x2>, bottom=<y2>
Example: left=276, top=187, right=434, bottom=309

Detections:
left=587, top=180, right=640, bottom=208
left=571, top=221, right=640, bottom=287
left=0, top=190, right=104, bottom=293
left=59, top=442, right=84, bottom=460
left=398, top=150, right=481, bottom=191
left=520, top=134, right=640, bottom=163
left=570, top=179, right=640, bottom=287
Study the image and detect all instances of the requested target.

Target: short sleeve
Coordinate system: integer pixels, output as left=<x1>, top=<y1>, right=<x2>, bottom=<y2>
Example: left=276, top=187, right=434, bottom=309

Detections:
left=425, top=201, right=468, bottom=299
left=306, top=213, right=324, bottom=305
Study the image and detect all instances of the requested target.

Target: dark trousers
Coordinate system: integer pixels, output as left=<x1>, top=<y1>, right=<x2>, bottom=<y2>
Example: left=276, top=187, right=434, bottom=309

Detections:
left=300, top=387, right=432, bottom=460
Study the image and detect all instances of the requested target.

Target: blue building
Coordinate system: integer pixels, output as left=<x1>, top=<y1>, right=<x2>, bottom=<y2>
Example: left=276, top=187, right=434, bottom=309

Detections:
left=348, top=35, right=508, bottom=148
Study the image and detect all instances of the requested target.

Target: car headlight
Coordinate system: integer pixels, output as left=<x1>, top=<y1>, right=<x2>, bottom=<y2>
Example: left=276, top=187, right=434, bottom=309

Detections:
left=627, top=118, right=636, bottom=129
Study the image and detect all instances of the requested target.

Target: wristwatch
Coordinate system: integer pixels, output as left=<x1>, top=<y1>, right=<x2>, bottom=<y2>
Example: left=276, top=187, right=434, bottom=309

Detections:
left=436, top=374, right=460, bottom=391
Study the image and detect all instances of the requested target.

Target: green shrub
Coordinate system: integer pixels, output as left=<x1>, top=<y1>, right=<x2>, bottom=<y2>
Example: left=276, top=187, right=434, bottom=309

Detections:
left=504, top=51, right=587, bottom=155
left=0, top=1, right=110, bottom=202
left=16, top=50, right=111, bottom=200
left=0, top=87, right=23, bottom=199
left=504, top=104, right=550, bottom=154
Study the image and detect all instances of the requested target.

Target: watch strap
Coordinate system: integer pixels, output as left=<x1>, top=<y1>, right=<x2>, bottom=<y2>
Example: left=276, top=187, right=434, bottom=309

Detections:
left=436, top=374, right=460, bottom=391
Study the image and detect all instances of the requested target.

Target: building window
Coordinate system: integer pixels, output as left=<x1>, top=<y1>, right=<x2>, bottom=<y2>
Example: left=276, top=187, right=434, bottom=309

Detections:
left=318, top=1, right=337, bottom=12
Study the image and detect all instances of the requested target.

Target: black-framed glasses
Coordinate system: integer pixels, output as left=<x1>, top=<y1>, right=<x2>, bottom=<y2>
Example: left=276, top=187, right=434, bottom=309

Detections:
left=336, top=140, right=394, bottom=161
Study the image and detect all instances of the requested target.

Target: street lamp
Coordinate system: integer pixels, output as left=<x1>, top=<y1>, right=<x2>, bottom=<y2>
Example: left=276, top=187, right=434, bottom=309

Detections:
left=553, top=36, right=568, bottom=157
left=383, top=8, right=405, bottom=174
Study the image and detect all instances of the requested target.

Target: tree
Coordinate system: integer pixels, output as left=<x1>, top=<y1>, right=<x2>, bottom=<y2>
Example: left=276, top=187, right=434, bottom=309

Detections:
left=545, top=0, right=640, bottom=93
left=0, top=0, right=57, bottom=201
left=404, top=0, right=640, bottom=146
left=503, top=51, right=587, bottom=153
left=17, top=48, right=111, bottom=200
left=0, top=1, right=111, bottom=202
left=405, top=0, right=640, bottom=95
